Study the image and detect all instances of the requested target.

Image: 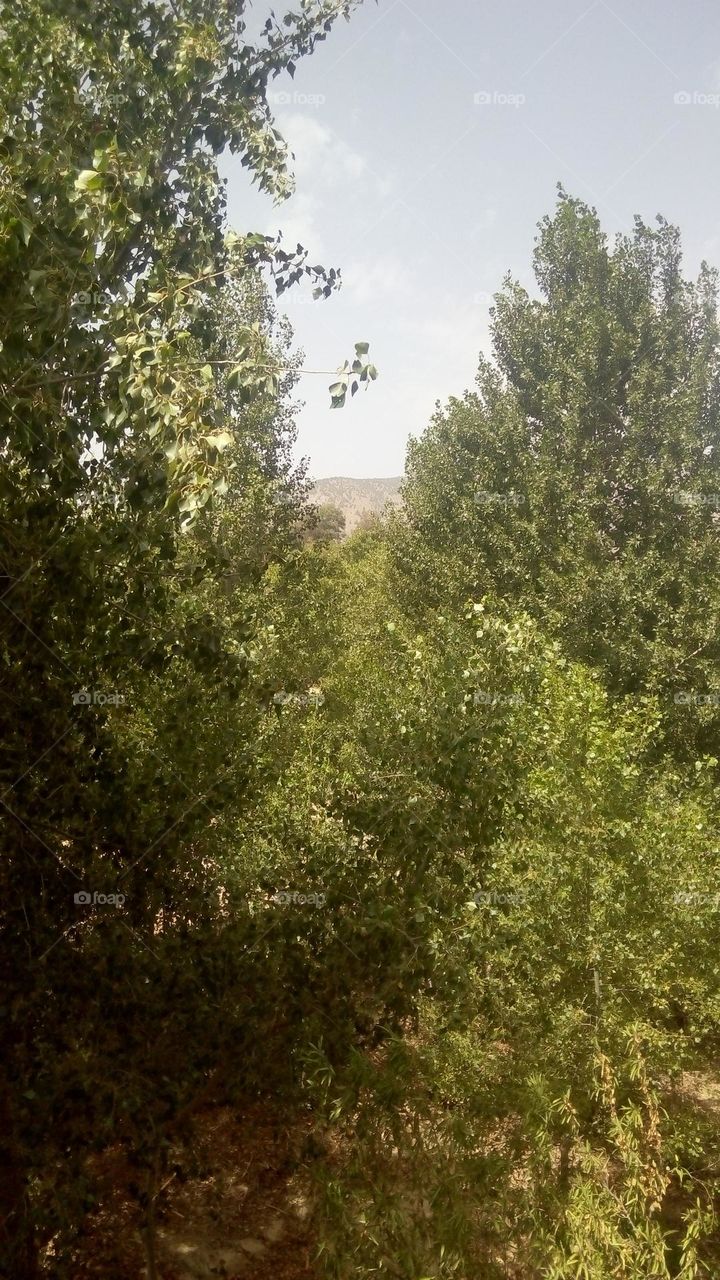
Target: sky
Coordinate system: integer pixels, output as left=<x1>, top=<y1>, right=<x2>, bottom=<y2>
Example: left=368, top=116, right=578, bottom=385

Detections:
left=222, top=0, right=720, bottom=479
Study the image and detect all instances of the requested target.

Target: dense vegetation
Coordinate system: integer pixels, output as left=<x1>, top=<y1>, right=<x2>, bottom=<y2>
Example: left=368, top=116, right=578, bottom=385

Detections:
left=1, top=2, right=718, bottom=1277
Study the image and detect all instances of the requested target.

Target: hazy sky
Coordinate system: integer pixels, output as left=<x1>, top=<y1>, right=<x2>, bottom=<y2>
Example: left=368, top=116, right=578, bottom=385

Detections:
left=223, top=0, right=720, bottom=479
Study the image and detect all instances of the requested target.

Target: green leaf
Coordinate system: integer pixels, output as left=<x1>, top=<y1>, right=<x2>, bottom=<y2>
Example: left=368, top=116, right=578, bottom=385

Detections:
left=227, top=364, right=248, bottom=390
left=75, top=169, right=104, bottom=192
left=178, top=491, right=200, bottom=514
left=203, top=430, right=235, bottom=452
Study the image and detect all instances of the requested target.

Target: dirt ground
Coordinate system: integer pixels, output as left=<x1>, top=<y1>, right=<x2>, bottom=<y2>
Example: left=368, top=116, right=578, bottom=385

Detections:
left=63, top=1103, right=321, bottom=1280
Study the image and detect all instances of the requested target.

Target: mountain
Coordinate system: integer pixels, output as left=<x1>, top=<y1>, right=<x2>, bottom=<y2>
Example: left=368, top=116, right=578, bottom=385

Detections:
left=310, top=476, right=403, bottom=534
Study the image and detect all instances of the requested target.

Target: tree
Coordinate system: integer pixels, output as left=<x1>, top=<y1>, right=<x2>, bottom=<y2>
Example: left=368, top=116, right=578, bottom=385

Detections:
left=304, top=502, right=347, bottom=546
left=250, top=528, right=720, bottom=1277
left=0, top=1, right=372, bottom=1273
left=396, top=189, right=720, bottom=758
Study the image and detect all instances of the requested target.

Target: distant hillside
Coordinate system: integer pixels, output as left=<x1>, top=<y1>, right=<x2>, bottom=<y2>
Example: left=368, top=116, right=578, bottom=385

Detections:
left=310, top=476, right=403, bottom=534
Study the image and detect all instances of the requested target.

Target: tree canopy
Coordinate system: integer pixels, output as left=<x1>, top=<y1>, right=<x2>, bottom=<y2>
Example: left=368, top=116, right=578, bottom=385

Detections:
left=1, top=11, right=719, bottom=1273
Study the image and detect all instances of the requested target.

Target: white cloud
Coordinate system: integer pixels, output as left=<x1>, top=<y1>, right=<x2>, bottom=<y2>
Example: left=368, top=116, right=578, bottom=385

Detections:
left=280, top=113, right=368, bottom=185
left=264, top=114, right=377, bottom=254
left=265, top=113, right=395, bottom=261
left=698, top=234, right=720, bottom=266
left=469, top=209, right=498, bottom=236
left=341, top=256, right=414, bottom=306
left=274, top=191, right=322, bottom=255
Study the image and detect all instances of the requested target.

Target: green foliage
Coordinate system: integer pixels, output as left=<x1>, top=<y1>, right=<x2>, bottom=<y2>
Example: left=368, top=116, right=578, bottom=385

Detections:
left=396, top=188, right=720, bottom=760
left=0, top=2, right=374, bottom=1275
left=304, top=502, right=347, bottom=546
left=273, top=567, right=720, bottom=1277
left=2, top=39, right=719, bottom=1273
